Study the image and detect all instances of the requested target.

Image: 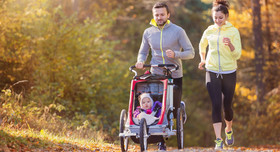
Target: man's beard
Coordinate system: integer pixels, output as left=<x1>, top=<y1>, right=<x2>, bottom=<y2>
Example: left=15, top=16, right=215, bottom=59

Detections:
left=156, top=20, right=167, bottom=26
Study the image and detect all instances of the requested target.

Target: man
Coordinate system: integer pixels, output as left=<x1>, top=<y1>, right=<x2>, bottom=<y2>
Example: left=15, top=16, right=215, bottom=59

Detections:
left=135, top=2, right=195, bottom=150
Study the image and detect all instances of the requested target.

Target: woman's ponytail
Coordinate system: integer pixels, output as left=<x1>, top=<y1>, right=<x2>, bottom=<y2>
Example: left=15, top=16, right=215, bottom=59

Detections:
left=212, top=0, right=229, bottom=15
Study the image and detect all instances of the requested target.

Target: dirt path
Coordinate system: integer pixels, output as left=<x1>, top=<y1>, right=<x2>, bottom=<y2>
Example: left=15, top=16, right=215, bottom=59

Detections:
left=122, top=145, right=280, bottom=152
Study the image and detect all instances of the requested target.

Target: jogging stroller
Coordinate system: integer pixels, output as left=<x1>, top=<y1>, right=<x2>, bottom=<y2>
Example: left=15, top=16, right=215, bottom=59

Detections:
left=119, top=64, right=185, bottom=151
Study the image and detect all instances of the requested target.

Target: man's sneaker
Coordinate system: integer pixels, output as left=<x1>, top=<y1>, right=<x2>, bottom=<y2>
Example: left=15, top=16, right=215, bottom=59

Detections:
left=181, top=101, right=187, bottom=124
left=225, top=129, right=234, bottom=146
left=158, top=142, right=166, bottom=151
left=214, top=138, right=224, bottom=150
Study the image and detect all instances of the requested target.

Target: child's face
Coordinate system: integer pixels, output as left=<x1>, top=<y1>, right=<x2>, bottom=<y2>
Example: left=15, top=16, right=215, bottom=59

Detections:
left=141, top=97, right=152, bottom=110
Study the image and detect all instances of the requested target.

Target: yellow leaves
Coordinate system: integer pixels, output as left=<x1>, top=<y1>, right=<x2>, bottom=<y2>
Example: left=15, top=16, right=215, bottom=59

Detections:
left=2, top=89, right=12, bottom=97
left=201, top=0, right=212, bottom=3
left=235, top=83, right=257, bottom=103
left=249, top=94, right=257, bottom=101
left=267, top=101, right=280, bottom=116
left=48, top=103, right=66, bottom=112
left=36, top=9, right=46, bottom=17
left=77, top=120, right=90, bottom=130
left=240, top=87, right=250, bottom=96
left=2, top=124, right=279, bottom=151
left=241, top=49, right=255, bottom=59
left=271, top=41, right=280, bottom=55
left=272, top=41, right=280, bottom=48
left=40, top=129, right=47, bottom=137
left=229, top=9, right=252, bottom=30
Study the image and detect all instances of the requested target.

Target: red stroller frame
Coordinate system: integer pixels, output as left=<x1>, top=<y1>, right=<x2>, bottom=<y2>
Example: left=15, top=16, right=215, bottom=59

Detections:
left=128, top=79, right=167, bottom=125
left=119, top=64, right=185, bottom=152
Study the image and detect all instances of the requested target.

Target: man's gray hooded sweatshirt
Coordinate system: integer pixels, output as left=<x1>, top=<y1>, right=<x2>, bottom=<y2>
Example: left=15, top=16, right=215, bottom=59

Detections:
left=137, top=19, right=195, bottom=78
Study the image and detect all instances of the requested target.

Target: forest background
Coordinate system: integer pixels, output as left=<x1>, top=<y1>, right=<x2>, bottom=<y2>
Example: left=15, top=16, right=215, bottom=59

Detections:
left=0, top=0, right=279, bottom=148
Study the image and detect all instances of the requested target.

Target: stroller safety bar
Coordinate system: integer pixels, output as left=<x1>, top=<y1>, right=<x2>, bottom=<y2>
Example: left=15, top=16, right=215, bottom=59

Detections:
left=119, top=131, right=176, bottom=138
left=119, top=132, right=137, bottom=137
left=120, top=124, right=176, bottom=138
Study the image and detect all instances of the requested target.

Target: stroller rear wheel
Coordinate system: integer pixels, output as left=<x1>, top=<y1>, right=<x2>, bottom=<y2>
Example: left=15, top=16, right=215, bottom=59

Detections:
left=119, top=109, right=129, bottom=152
left=140, top=118, right=148, bottom=152
left=176, top=105, right=184, bottom=149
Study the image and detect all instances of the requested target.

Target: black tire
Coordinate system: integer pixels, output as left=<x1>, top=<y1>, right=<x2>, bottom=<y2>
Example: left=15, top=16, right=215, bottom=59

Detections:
left=120, top=109, right=129, bottom=152
left=139, top=118, right=148, bottom=152
left=177, top=107, right=184, bottom=149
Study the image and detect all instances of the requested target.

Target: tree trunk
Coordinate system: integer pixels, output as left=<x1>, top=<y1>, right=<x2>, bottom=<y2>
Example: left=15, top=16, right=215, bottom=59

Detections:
left=264, top=0, right=278, bottom=93
left=251, top=0, right=265, bottom=103
left=264, top=0, right=272, bottom=58
left=72, top=0, right=79, bottom=12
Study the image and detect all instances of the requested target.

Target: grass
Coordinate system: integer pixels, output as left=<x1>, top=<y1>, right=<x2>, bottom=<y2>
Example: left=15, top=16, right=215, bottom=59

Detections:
left=0, top=88, right=125, bottom=151
left=0, top=125, right=122, bottom=151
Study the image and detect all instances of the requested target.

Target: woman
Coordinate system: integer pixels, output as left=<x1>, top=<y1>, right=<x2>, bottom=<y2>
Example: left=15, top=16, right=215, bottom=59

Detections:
left=198, top=0, right=242, bottom=149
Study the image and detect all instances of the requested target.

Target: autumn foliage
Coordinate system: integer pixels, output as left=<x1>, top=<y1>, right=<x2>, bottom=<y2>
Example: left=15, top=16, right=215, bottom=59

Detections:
left=0, top=0, right=279, bottom=150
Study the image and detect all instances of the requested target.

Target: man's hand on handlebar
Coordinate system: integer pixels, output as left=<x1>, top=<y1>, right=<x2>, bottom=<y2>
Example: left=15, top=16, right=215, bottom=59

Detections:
left=166, top=49, right=175, bottom=58
left=135, top=62, right=144, bottom=69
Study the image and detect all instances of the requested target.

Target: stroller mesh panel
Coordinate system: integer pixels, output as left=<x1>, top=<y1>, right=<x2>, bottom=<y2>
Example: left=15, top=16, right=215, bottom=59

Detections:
left=136, top=82, right=164, bottom=94
left=134, top=81, right=164, bottom=108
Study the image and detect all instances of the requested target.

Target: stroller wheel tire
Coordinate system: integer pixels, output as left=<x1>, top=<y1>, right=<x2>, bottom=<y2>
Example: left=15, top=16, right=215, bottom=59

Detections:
left=176, top=107, right=184, bottom=149
left=140, top=118, right=148, bottom=151
left=119, top=109, right=129, bottom=152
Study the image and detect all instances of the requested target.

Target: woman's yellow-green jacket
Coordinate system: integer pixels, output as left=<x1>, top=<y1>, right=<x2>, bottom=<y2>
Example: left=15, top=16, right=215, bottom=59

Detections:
left=199, top=21, right=242, bottom=72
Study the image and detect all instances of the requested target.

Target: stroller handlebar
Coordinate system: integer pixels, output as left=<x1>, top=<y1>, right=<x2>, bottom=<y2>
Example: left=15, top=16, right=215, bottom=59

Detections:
left=129, top=64, right=179, bottom=77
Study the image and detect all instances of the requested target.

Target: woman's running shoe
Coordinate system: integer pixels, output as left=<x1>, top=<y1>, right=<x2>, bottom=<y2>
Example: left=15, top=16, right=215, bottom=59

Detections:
left=225, top=129, right=234, bottom=146
left=214, top=138, right=224, bottom=150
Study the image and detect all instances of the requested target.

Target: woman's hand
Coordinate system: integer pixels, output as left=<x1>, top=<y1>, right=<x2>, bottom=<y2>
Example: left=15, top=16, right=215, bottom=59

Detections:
left=223, top=37, right=235, bottom=51
left=198, top=60, right=206, bottom=70
left=223, top=37, right=231, bottom=46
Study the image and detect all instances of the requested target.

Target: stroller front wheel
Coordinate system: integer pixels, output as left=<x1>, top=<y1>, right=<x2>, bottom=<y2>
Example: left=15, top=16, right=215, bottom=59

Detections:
left=119, top=109, right=129, bottom=152
left=139, top=118, right=148, bottom=152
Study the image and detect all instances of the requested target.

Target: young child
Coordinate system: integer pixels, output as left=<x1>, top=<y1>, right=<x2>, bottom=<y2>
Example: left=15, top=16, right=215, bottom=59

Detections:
left=133, top=93, right=162, bottom=119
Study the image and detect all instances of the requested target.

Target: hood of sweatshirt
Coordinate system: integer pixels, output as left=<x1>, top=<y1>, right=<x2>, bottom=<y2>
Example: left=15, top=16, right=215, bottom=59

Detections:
left=208, top=21, right=234, bottom=31
left=149, top=19, right=171, bottom=29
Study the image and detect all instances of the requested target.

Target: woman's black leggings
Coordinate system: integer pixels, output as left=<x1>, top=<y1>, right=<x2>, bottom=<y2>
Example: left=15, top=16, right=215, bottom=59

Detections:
left=206, top=71, right=236, bottom=123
